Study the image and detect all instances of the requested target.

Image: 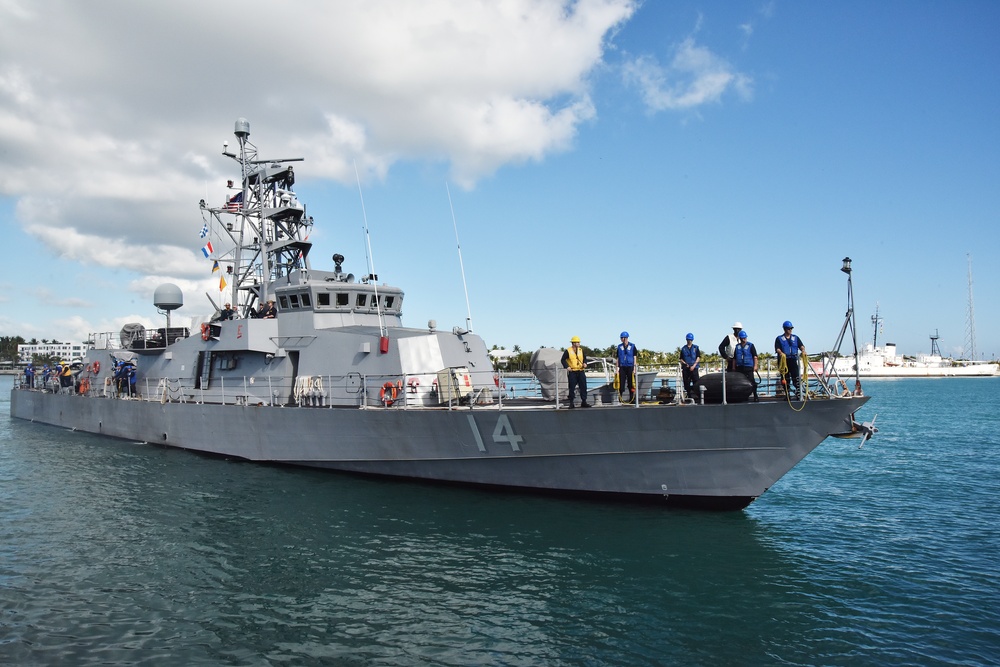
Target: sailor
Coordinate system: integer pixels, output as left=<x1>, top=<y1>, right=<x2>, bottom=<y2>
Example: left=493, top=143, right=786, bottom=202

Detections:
left=679, top=333, right=701, bottom=400
left=42, top=364, right=51, bottom=384
left=59, top=361, right=73, bottom=389
left=24, top=362, right=35, bottom=389
left=775, top=321, right=806, bottom=398
left=615, top=331, right=638, bottom=404
left=114, top=361, right=128, bottom=397
left=718, top=322, right=743, bottom=371
left=733, top=330, right=759, bottom=402
left=560, top=336, right=590, bottom=408
left=257, top=299, right=277, bottom=319
left=219, top=303, right=237, bottom=321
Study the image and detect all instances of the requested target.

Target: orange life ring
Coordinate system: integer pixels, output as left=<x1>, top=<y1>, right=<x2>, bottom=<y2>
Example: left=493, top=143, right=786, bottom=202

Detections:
left=90, top=361, right=101, bottom=375
left=201, top=323, right=210, bottom=341
left=407, top=378, right=420, bottom=393
left=380, top=381, right=398, bottom=407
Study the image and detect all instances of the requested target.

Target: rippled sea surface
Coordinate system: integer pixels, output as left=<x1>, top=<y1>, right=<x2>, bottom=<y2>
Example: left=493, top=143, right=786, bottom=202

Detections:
left=2, top=379, right=999, bottom=666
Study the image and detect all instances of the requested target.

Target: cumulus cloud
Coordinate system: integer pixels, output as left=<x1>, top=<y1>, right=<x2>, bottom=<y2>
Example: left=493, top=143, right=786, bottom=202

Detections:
left=623, top=37, right=753, bottom=112
left=0, top=0, right=637, bottom=278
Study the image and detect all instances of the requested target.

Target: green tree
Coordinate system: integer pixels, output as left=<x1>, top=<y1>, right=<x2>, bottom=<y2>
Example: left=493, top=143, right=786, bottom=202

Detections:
left=0, top=335, right=26, bottom=363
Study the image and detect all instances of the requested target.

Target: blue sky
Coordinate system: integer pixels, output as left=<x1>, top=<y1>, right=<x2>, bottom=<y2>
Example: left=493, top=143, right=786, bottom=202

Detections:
left=1, top=1, right=998, bottom=359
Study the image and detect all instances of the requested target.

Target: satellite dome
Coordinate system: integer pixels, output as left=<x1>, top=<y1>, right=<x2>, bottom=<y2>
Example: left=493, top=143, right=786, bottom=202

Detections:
left=153, top=283, right=183, bottom=311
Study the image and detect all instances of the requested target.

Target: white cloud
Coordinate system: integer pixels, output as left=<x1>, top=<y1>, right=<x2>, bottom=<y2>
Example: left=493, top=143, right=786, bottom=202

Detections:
left=624, top=37, right=753, bottom=112
left=0, top=0, right=637, bottom=273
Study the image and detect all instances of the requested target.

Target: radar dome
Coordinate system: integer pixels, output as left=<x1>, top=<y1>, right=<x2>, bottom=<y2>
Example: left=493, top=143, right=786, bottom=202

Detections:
left=153, top=283, right=183, bottom=311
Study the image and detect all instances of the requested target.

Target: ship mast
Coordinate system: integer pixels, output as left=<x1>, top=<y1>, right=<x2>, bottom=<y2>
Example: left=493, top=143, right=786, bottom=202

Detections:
left=871, top=303, right=882, bottom=349
left=930, top=330, right=941, bottom=357
left=201, top=118, right=314, bottom=316
left=963, top=253, right=977, bottom=361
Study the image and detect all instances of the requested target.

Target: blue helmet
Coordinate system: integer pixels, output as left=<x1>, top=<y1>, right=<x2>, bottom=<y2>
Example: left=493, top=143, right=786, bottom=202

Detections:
left=620, top=331, right=629, bottom=338
left=685, top=333, right=694, bottom=341
left=738, top=330, right=748, bottom=339
left=783, top=320, right=793, bottom=329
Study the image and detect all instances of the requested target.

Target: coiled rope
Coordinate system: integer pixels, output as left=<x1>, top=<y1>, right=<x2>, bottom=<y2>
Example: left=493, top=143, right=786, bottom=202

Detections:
left=778, top=352, right=810, bottom=411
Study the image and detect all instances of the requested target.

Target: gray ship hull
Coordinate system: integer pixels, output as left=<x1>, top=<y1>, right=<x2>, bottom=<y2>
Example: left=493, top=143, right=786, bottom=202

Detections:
left=10, top=389, right=867, bottom=510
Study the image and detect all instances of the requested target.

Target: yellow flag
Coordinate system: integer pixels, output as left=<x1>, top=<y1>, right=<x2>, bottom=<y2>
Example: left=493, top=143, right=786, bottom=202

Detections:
left=219, top=276, right=227, bottom=291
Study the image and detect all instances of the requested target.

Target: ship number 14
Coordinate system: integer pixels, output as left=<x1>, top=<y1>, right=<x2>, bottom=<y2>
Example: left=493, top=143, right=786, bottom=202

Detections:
left=467, top=414, right=523, bottom=453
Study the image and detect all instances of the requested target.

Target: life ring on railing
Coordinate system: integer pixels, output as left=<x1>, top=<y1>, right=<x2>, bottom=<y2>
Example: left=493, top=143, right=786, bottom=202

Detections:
left=79, top=378, right=91, bottom=395
left=89, top=361, right=101, bottom=375
left=493, top=373, right=505, bottom=389
left=201, top=323, right=210, bottom=341
left=407, top=377, right=420, bottom=393
left=380, top=382, right=398, bottom=407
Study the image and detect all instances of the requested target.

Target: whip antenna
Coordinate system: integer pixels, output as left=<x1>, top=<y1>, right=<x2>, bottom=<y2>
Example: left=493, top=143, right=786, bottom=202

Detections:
left=446, top=182, right=474, bottom=333
left=354, top=161, right=386, bottom=338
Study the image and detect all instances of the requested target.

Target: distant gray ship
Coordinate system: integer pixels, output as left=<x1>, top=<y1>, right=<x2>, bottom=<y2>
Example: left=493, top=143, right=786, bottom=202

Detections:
left=10, top=119, right=870, bottom=510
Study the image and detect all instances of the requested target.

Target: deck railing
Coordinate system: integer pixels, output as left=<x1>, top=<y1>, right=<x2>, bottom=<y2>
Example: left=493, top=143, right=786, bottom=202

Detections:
left=12, top=356, right=849, bottom=409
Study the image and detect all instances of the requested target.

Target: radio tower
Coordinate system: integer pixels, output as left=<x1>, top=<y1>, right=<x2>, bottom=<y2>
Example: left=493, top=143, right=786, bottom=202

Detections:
left=963, top=254, right=977, bottom=360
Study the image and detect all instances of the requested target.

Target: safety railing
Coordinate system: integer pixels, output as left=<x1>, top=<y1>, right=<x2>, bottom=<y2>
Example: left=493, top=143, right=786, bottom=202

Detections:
left=12, top=355, right=849, bottom=408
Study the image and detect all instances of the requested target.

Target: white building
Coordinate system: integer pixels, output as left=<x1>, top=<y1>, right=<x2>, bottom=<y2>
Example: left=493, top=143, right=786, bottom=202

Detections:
left=18, top=342, right=89, bottom=365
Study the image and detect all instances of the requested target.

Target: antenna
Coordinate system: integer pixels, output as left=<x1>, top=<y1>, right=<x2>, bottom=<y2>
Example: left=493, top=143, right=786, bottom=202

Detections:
left=354, top=161, right=386, bottom=338
left=964, top=253, right=977, bottom=360
left=871, top=302, right=882, bottom=349
left=446, top=183, right=474, bottom=333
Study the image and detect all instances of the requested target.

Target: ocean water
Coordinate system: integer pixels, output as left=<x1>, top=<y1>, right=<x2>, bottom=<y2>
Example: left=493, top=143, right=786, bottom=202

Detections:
left=1, top=379, right=998, bottom=666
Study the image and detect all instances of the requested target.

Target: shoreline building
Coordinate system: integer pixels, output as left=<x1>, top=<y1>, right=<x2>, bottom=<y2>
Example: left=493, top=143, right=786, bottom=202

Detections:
left=18, top=341, right=89, bottom=366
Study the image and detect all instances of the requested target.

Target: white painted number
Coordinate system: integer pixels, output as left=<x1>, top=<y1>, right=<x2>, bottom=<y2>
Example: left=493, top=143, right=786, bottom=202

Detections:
left=467, top=414, right=523, bottom=453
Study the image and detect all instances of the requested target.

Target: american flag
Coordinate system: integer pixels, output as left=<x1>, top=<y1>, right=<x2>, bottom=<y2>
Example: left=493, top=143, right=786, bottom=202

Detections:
left=225, top=191, right=243, bottom=212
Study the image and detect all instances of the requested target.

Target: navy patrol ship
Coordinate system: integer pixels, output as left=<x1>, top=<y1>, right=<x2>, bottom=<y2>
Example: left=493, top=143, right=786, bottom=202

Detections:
left=10, top=119, right=870, bottom=510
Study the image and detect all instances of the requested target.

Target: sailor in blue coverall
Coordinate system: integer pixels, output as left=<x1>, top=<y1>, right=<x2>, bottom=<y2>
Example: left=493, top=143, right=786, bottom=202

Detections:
left=733, top=330, right=759, bottom=401
left=616, top=331, right=637, bottom=403
left=679, top=333, right=701, bottom=400
left=774, top=321, right=806, bottom=398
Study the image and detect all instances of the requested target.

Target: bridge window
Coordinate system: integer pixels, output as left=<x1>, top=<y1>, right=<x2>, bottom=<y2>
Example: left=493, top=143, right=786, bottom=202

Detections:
left=356, top=294, right=367, bottom=307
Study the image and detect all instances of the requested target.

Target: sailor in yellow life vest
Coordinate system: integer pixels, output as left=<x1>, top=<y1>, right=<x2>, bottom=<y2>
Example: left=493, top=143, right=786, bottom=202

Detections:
left=560, top=336, right=591, bottom=408
left=59, top=361, right=73, bottom=389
